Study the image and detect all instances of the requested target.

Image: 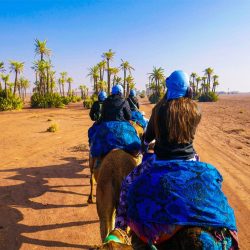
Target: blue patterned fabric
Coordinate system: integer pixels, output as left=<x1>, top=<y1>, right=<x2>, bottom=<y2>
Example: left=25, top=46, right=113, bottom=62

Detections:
left=199, top=231, right=232, bottom=250
left=127, top=160, right=237, bottom=232
left=131, top=111, right=148, bottom=129
left=90, top=121, right=141, bottom=157
left=88, top=122, right=100, bottom=144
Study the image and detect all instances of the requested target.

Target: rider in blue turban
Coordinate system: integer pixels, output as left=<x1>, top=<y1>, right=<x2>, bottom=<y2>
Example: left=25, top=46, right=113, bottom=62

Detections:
left=166, top=70, right=191, bottom=100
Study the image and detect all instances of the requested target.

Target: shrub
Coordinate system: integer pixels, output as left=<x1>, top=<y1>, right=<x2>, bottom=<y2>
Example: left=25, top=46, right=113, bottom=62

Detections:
left=139, top=92, right=146, bottom=98
left=83, top=94, right=98, bottom=109
left=148, top=92, right=165, bottom=104
left=83, top=96, right=94, bottom=109
left=31, top=93, right=65, bottom=108
left=0, top=90, right=23, bottom=111
left=47, top=123, right=59, bottom=132
left=198, top=92, right=218, bottom=102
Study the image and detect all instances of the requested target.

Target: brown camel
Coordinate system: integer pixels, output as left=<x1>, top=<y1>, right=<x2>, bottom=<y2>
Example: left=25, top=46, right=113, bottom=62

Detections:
left=96, top=149, right=141, bottom=240
left=87, top=122, right=144, bottom=204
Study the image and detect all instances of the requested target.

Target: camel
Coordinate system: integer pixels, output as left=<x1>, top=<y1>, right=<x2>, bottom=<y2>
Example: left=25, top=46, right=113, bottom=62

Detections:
left=87, top=122, right=144, bottom=204
left=95, top=149, right=141, bottom=240
left=86, top=122, right=143, bottom=240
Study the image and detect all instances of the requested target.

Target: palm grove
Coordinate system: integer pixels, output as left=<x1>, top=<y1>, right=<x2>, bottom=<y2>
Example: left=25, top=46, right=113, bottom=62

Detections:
left=0, top=39, right=220, bottom=111
left=84, top=49, right=136, bottom=108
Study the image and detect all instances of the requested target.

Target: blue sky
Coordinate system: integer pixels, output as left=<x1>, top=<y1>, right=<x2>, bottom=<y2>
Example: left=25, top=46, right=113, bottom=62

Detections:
left=0, top=0, right=250, bottom=92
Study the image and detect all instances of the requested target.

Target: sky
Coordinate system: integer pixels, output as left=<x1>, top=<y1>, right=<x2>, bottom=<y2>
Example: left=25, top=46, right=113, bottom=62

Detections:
left=0, top=0, right=250, bottom=92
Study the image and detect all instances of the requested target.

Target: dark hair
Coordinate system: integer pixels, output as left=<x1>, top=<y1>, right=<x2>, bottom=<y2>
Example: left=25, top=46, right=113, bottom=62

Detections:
left=153, top=97, right=201, bottom=144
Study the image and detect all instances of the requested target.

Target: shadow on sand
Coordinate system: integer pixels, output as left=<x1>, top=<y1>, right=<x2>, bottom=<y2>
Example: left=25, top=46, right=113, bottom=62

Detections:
left=0, top=157, right=97, bottom=249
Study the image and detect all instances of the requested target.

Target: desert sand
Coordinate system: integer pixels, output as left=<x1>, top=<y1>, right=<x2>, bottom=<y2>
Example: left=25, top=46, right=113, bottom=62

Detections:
left=0, top=94, right=249, bottom=249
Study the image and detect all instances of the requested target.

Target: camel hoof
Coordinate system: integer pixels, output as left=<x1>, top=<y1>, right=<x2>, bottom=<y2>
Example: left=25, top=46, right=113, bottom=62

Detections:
left=87, top=196, right=94, bottom=204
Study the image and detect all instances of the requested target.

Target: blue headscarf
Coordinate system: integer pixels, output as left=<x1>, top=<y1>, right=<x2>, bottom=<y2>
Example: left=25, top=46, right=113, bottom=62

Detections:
left=166, top=70, right=189, bottom=100
left=112, top=84, right=123, bottom=95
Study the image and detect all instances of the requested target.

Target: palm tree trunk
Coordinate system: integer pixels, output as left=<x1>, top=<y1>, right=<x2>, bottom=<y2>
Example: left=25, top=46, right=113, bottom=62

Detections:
left=107, top=59, right=110, bottom=94
left=123, top=70, right=126, bottom=97
left=4, top=80, right=8, bottom=98
left=13, top=71, right=18, bottom=95
left=46, top=69, right=49, bottom=94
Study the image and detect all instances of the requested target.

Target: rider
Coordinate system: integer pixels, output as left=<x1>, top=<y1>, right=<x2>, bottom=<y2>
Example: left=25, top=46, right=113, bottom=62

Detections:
left=127, top=89, right=139, bottom=111
left=102, top=84, right=131, bottom=122
left=89, top=90, right=107, bottom=122
left=108, top=70, right=238, bottom=249
left=143, top=70, right=200, bottom=160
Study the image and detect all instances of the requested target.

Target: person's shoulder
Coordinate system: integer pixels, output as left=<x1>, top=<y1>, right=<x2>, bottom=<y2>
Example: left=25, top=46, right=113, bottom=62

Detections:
left=93, top=101, right=99, bottom=106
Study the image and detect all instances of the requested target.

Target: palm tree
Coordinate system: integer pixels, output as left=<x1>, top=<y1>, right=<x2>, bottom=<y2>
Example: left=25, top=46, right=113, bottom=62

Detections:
left=212, top=75, right=219, bottom=92
left=9, top=60, right=24, bottom=95
left=212, top=81, right=219, bottom=93
left=109, top=67, right=120, bottom=87
left=18, top=77, right=30, bottom=100
left=49, top=70, right=56, bottom=93
left=34, top=39, right=51, bottom=61
left=97, top=80, right=107, bottom=92
left=114, top=76, right=122, bottom=85
left=67, top=77, right=73, bottom=96
left=97, top=60, right=106, bottom=81
left=43, top=60, right=52, bottom=93
left=102, top=49, right=115, bottom=94
left=125, top=75, right=135, bottom=96
left=201, top=76, right=207, bottom=93
left=148, top=67, right=165, bottom=96
left=0, top=62, right=4, bottom=72
left=190, top=72, right=197, bottom=93
left=79, top=85, right=88, bottom=99
left=1, top=74, right=10, bottom=98
left=58, top=78, right=62, bottom=95
left=204, top=67, right=214, bottom=92
left=60, top=72, right=67, bottom=96
left=195, top=77, right=201, bottom=96
left=120, top=59, right=135, bottom=96
left=0, top=62, right=5, bottom=89
left=87, top=65, right=99, bottom=94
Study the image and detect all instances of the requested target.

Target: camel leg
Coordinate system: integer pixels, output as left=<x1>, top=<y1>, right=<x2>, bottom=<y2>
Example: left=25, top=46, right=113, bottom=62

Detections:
left=87, top=155, right=95, bottom=204
left=96, top=180, right=115, bottom=241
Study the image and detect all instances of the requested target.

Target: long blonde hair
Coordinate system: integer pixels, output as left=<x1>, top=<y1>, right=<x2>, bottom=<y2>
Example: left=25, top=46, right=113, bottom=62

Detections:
left=153, top=97, right=201, bottom=144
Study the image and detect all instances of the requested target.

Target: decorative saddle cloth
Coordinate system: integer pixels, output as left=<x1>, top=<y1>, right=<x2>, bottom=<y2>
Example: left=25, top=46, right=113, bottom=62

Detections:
left=89, top=121, right=141, bottom=158
left=126, top=160, right=237, bottom=245
left=131, top=111, right=148, bottom=129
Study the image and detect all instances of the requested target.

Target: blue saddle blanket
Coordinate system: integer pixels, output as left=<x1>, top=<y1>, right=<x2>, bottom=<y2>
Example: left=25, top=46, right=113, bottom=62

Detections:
left=131, top=111, right=148, bottom=129
left=90, top=121, right=141, bottom=157
left=127, top=160, right=237, bottom=231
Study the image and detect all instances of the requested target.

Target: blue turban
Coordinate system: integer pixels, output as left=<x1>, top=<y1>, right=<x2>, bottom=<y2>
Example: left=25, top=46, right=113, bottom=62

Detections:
left=166, top=70, right=189, bottom=100
left=112, top=84, right=123, bottom=95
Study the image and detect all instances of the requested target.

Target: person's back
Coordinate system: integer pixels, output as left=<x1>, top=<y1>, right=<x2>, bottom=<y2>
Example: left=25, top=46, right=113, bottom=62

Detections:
left=89, top=100, right=103, bottom=121
left=89, top=91, right=107, bottom=122
left=144, top=71, right=201, bottom=160
left=127, top=89, right=139, bottom=111
left=102, top=85, right=131, bottom=122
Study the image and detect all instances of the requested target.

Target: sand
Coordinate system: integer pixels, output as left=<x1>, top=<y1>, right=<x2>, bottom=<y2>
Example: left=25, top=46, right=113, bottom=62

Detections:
left=0, top=94, right=249, bottom=249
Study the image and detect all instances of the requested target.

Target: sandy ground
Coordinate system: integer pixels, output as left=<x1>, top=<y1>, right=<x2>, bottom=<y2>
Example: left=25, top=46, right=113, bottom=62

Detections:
left=0, top=94, right=249, bottom=250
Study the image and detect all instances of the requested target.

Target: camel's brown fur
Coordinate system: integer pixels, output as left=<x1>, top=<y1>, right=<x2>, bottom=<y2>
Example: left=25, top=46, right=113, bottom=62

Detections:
left=95, top=149, right=141, bottom=240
